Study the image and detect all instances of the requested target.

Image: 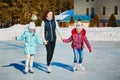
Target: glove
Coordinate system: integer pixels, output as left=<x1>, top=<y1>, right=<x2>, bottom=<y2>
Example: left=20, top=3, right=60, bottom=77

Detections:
left=62, top=39, right=66, bottom=42
left=15, top=37, right=17, bottom=40
left=89, top=48, right=92, bottom=53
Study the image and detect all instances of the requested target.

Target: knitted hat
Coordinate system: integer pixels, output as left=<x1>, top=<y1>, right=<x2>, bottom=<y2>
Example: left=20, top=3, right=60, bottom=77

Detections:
left=29, top=22, right=36, bottom=29
left=76, top=22, right=83, bottom=29
left=31, top=14, right=37, bottom=21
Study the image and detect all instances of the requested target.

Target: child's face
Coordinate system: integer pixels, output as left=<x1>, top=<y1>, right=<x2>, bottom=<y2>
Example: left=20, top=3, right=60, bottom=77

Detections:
left=29, top=29, right=35, bottom=32
left=76, top=28, right=82, bottom=33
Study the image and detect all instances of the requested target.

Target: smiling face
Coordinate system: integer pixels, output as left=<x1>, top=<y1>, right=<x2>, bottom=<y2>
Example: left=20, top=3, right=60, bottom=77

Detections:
left=76, top=28, right=82, bottom=33
left=46, top=11, right=53, bottom=19
left=29, top=29, right=35, bottom=32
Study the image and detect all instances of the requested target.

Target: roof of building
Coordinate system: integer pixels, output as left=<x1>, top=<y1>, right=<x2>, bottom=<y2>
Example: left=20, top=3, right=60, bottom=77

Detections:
left=60, top=9, right=74, bottom=16
left=56, top=9, right=91, bottom=22
left=59, top=15, right=91, bottom=22
left=55, top=15, right=68, bottom=20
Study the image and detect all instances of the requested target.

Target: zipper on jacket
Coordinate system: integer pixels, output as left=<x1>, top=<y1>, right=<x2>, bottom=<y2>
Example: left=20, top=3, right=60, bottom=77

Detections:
left=76, top=34, right=79, bottom=48
left=30, top=33, right=32, bottom=53
left=49, top=20, right=53, bottom=41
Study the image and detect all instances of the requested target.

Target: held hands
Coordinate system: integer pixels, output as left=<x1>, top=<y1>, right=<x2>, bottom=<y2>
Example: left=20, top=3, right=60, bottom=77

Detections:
left=62, top=39, right=65, bottom=42
left=61, top=36, right=65, bottom=42
left=44, top=41, right=48, bottom=45
left=61, top=37, right=65, bottom=42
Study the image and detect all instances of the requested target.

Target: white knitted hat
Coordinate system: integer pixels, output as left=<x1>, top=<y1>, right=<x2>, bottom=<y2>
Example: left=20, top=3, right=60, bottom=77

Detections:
left=76, top=22, right=83, bottom=29
left=29, top=22, right=36, bottom=29
left=31, top=14, right=37, bottom=21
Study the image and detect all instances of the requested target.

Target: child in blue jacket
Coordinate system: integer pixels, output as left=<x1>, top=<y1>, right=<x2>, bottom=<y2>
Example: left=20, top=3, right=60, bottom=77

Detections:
left=16, top=22, right=43, bottom=73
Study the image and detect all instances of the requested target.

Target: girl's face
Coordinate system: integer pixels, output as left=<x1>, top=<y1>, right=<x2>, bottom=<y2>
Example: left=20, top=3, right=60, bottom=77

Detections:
left=29, top=29, right=35, bottom=32
left=76, top=28, right=82, bottom=33
left=47, top=11, right=53, bottom=19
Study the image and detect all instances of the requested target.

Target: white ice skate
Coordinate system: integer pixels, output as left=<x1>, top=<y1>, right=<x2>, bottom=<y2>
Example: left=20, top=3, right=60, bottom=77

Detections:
left=73, top=63, right=77, bottom=72
left=24, top=66, right=29, bottom=73
left=77, top=64, right=85, bottom=71
left=47, top=66, right=51, bottom=73
left=29, top=67, right=34, bottom=73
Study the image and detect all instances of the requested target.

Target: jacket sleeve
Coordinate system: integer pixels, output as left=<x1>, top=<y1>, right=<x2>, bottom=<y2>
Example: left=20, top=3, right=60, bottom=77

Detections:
left=63, top=35, right=73, bottom=43
left=16, top=32, right=26, bottom=41
left=36, top=33, right=43, bottom=45
left=84, top=36, right=92, bottom=50
left=41, top=21, right=46, bottom=42
left=55, top=20, right=63, bottom=38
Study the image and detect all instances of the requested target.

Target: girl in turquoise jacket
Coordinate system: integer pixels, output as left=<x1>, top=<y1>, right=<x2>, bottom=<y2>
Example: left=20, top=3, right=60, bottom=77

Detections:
left=16, top=22, right=43, bottom=73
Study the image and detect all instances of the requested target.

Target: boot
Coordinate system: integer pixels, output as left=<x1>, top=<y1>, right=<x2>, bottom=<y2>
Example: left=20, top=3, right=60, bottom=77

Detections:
left=29, top=67, right=34, bottom=73
left=78, top=64, right=85, bottom=71
left=73, top=63, right=77, bottom=71
left=29, top=55, right=34, bottom=73
left=47, top=66, right=51, bottom=73
left=25, top=65, right=29, bottom=73
left=24, top=54, right=30, bottom=73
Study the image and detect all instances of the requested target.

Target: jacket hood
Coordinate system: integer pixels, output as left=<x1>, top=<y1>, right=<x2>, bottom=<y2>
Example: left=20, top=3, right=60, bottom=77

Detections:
left=24, top=22, right=36, bottom=32
left=71, top=28, right=86, bottom=35
left=29, top=22, right=36, bottom=29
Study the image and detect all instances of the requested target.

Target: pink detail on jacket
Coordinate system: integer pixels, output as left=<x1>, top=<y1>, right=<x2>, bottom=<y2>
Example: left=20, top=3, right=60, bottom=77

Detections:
left=63, top=28, right=92, bottom=51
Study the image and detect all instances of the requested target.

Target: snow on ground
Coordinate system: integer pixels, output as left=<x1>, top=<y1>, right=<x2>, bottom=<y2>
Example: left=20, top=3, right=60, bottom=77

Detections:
left=0, top=24, right=120, bottom=41
left=0, top=24, right=28, bottom=40
left=59, top=27, right=120, bottom=41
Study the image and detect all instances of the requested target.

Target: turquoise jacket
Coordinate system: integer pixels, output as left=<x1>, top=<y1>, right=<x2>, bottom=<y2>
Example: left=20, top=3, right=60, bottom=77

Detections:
left=16, top=31, right=43, bottom=55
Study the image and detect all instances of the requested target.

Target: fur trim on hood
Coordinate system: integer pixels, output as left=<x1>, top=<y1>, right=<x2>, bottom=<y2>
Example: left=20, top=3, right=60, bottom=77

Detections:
left=71, top=28, right=86, bottom=35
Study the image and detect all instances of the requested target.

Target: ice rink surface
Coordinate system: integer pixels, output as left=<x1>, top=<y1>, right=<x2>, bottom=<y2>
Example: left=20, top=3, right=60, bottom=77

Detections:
left=0, top=40, right=120, bottom=80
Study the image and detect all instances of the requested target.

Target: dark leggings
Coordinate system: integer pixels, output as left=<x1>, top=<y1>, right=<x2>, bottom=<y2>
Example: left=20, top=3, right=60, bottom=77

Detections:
left=45, top=40, right=56, bottom=66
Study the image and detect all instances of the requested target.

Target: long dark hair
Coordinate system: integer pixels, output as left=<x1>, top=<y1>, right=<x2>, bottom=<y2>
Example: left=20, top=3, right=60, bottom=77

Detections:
left=42, top=10, right=55, bottom=20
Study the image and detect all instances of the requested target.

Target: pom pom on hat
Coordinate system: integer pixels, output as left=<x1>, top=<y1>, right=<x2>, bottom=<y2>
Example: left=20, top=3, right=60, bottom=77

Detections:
left=31, top=14, right=37, bottom=21
left=29, top=22, right=36, bottom=29
left=76, top=22, right=83, bottom=29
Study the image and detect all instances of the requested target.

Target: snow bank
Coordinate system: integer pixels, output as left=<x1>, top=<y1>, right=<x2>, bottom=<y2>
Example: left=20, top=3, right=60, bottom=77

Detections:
left=60, top=27, right=120, bottom=41
left=86, top=27, right=120, bottom=41
left=0, top=24, right=120, bottom=41
left=0, top=24, right=28, bottom=40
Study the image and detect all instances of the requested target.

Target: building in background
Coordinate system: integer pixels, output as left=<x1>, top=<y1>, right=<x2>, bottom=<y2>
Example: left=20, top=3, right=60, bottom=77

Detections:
left=56, top=10, right=91, bottom=27
left=74, top=0, right=120, bottom=26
